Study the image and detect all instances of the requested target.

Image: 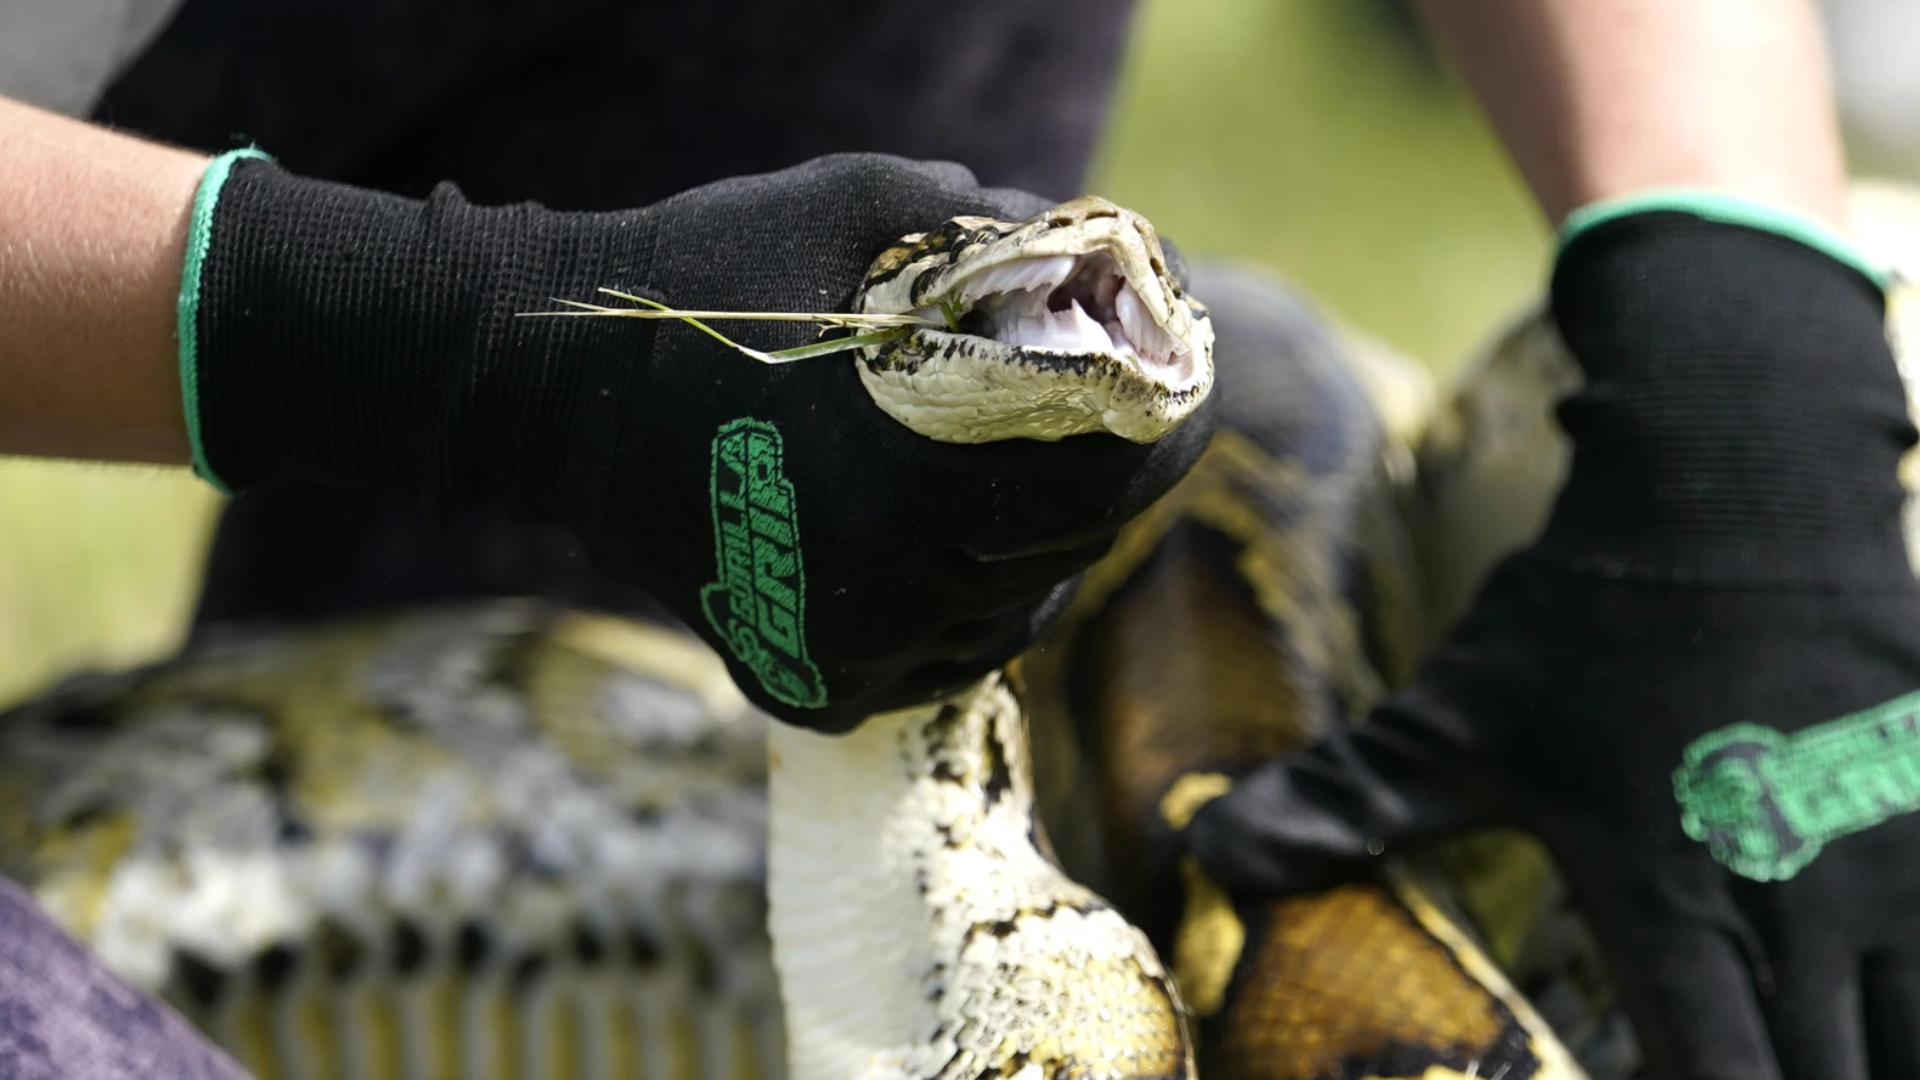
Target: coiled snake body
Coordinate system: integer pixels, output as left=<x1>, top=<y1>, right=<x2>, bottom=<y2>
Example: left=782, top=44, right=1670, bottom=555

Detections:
left=15, top=186, right=1920, bottom=1080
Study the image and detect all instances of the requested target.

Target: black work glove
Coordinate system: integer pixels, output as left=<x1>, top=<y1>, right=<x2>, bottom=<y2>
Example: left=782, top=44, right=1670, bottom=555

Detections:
left=1187, top=208, right=1920, bottom=1079
left=181, top=152, right=1213, bottom=730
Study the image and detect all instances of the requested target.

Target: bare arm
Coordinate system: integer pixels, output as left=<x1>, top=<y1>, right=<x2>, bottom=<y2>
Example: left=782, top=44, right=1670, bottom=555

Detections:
left=1411, top=0, right=1850, bottom=229
left=0, top=95, right=207, bottom=464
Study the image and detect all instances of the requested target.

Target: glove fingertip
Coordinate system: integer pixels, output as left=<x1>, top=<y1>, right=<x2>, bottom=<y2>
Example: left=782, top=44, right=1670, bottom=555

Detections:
left=1182, top=713, right=1493, bottom=898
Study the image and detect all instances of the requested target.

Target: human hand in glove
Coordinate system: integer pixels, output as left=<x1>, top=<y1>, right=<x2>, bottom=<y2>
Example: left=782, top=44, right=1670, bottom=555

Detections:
left=1185, top=200, right=1920, bottom=1079
left=176, top=151, right=1212, bottom=731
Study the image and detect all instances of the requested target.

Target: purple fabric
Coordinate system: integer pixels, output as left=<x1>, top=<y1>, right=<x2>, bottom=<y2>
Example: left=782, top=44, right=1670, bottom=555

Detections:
left=0, top=875, right=253, bottom=1080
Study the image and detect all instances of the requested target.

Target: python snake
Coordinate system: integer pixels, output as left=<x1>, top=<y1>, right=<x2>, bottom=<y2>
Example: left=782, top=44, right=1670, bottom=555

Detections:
left=770, top=197, right=1207, bottom=1080
left=13, top=185, right=1920, bottom=1080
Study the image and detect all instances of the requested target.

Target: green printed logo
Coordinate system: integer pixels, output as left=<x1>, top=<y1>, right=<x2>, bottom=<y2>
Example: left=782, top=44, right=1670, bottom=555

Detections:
left=700, top=418, right=826, bottom=709
left=1674, top=688, right=1920, bottom=881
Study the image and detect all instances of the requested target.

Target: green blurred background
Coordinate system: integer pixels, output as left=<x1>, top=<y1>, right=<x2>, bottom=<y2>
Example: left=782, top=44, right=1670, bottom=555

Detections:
left=0, top=0, right=1558, bottom=705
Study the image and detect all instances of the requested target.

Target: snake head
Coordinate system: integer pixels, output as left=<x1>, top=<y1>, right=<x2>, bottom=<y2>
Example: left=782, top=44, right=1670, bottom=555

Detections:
left=853, top=197, right=1216, bottom=445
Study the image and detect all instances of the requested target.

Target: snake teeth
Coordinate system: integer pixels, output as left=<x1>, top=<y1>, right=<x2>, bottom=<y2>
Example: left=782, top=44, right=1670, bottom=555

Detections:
left=942, top=253, right=1195, bottom=385
left=854, top=196, right=1215, bottom=444
left=1115, top=279, right=1190, bottom=374
left=957, top=255, right=1078, bottom=303
left=1000, top=299, right=1115, bottom=354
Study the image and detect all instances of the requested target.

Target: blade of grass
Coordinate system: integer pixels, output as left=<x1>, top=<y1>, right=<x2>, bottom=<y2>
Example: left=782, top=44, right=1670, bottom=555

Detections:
left=595, top=290, right=933, bottom=328
left=762, top=327, right=912, bottom=362
left=514, top=292, right=936, bottom=364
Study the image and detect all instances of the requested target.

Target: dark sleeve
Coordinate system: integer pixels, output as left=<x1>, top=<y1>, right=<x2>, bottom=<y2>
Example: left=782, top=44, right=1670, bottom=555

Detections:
left=95, top=0, right=1137, bottom=208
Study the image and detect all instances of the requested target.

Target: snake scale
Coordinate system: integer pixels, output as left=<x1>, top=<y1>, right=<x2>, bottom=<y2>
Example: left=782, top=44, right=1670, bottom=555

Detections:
left=8, top=181, right=1920, bottom=1080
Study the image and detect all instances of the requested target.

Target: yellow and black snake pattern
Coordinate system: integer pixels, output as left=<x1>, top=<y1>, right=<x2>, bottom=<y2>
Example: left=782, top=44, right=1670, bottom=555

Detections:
left=23, top=177, right=1920, bottom=1080
left=0, top=259, right=1587, bottom=1080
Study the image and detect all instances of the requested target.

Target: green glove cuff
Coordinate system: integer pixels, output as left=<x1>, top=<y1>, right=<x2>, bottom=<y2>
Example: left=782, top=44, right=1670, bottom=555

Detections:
left=1558, top=188, right=1892, bottom=291
left=177, top=146, right=274, bottom=495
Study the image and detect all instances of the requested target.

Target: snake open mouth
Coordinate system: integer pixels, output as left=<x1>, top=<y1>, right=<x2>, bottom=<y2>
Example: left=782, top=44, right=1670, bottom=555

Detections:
left=853, top=196, right=1215, bottom=444
left=938, top=253, right=1199, bottom=387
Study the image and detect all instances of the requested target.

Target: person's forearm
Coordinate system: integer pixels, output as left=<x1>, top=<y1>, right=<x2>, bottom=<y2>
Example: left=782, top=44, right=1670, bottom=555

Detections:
left=0, top=95, right=207, bottom=464
left=1411, top=0, right=1850, bottom=230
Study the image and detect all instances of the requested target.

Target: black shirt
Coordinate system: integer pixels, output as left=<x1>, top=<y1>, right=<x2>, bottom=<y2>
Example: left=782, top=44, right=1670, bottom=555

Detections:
left=97, top=0, right=1140, bottom=628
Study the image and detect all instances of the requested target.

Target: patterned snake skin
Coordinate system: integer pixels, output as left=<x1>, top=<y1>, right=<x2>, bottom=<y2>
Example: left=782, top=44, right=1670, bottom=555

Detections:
left=50, top=174, right=1920, bottom=1078
left=0, top=258, right=1598, bottom=1080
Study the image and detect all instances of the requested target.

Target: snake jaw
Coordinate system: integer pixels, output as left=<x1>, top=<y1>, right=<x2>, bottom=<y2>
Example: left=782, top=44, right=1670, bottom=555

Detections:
left=941, top=251, right=1197, bottom=381
left=853, top=198, right=1216, bottom=445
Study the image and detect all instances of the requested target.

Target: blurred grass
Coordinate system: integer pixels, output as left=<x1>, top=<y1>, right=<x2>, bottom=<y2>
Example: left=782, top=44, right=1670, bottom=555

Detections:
left=0, top=460, right=218, bottom=703
left=0, top=0, right=1546, bottom=707
left=1092, top=0, right=1549, bottom=368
